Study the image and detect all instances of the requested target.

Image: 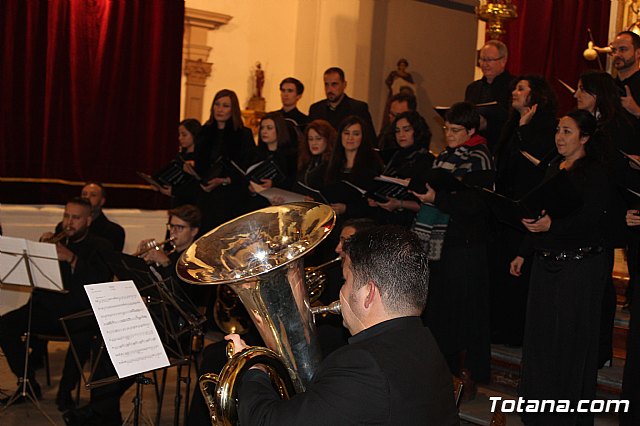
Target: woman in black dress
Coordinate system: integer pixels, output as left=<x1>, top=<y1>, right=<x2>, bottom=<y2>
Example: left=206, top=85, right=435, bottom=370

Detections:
left=490, top=75, right=559, bottom=346
left=411, top=102, right=495, bottom=397
left=194, top=89, right=256, bottom=232
left=297, top=119, right=336, bottom=190
left=368, top=111, right=434, bottom=226
left=247, top=112, right=297, bottom=208
left=324, top=115, right=383, bottom=221
left=151, top=119, right=202, bottom=208
left=510, top=110, right=609, bottom=425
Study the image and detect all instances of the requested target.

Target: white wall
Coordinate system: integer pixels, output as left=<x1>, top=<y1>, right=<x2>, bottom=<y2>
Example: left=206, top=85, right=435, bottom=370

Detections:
left=182, top=0, right=479, bottom=151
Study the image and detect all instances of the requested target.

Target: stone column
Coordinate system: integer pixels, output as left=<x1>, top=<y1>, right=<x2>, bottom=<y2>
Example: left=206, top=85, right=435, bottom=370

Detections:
left=183, top=8, right=232, bottom=121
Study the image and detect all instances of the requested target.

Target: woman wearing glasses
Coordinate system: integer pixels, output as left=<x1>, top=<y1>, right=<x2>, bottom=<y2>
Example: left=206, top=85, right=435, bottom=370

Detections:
left=411, top=102, right=494, bottom=399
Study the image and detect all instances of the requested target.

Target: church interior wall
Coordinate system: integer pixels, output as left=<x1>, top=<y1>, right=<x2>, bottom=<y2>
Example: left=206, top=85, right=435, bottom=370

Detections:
left=182, top=0, right=478, bottom=150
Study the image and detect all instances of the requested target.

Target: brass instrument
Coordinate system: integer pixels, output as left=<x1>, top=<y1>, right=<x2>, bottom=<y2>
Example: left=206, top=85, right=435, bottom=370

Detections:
left=212, top=256, right=341, bottom=335
left=133, top=236, right=176, bottom=257
left=310, top=300, right=341, bottom=316
left=42, top=228, right=70, bottom=244
left=177, top=202, right=336, bottom=425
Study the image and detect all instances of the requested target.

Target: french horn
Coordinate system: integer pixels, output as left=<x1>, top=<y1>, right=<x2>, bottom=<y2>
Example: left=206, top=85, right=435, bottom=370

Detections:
left=177, top=202, right=337, bottom=425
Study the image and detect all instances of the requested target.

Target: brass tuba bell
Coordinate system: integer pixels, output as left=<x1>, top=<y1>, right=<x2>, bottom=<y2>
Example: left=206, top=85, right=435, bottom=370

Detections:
left=177, top=202, right=337, bottom=425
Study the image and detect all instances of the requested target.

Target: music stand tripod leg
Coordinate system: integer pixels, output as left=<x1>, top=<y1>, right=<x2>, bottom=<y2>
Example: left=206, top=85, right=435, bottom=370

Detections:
left=1, top=262, right=57, bottom=426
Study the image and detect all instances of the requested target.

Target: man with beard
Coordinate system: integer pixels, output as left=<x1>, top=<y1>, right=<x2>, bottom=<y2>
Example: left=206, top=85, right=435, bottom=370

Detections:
left=79, top=182, right=125, bottom=252
left=611, top=31, right=640, bottom=119
left=0, top=198, right=113, bottom=408
left=308, top=67, right=376, bottom=138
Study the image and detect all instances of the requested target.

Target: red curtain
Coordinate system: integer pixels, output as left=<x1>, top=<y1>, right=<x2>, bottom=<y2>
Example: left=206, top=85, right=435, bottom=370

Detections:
left=501, top=0, right=611, bottom=115
left=0, top=0, right=184, bottom=207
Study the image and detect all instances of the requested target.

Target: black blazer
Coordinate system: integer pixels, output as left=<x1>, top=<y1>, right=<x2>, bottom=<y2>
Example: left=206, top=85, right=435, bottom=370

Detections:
left=309, top=94, right=376, bottom=137
left=238, top=317, right=460, bottom=426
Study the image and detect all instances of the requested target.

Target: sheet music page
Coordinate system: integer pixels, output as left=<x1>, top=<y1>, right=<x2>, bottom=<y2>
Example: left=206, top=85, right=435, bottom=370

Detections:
left=85, top=280, right=169, bottom=378
left=26, top=240, right=64, bottom=291
left=0, top=236, right=30, bottom=286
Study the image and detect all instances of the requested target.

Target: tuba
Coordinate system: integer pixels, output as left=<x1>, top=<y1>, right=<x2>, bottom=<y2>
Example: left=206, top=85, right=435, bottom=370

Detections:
left=177, top=202, right=337, bottom=425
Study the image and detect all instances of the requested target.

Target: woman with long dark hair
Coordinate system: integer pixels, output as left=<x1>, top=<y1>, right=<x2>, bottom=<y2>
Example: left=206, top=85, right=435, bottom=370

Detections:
left=297, top=119, right=336, bottom=189
left=323, top=115, right=383, bottom=220
left=490, top=75, right=559, bottom=347
left=153, top=118, right=202, bottom=208
left=246, top=112, right=298, bottom=208
left=510, top=110, right=609, bottom=425
left=194, top=89, right=256, bottom=232
left=368, top=111, right=434, bottom=226
left=575, top=69, right=640, bottom=367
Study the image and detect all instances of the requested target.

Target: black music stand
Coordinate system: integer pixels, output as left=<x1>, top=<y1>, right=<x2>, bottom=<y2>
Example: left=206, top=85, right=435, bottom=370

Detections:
left=60, top=253, right=205, bottom=426
left=0, top=236, right=65, bottom=425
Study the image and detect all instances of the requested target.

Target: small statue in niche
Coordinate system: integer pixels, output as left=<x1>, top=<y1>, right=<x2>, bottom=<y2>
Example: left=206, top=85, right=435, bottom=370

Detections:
left=255, top=62, right=265, bottom=98
left=385, top=58, right=416, bottom=97
left=248, top=61, right=266, bottom=112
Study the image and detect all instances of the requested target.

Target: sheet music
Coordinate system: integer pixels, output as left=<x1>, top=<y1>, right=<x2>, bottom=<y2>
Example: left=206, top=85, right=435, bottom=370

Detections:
left=85, top=281, right=169, bottom=378
left=0, top=236, right=64, bottom=291
left=25, top=240, right=64, bottom=291
left=0, top=236, right=30, bottom=285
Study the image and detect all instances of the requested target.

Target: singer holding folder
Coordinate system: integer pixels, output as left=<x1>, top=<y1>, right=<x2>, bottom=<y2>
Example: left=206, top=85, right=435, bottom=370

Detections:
left=509, top=110, right=610, bottom=426
left=410, top=102, right=494, bottom=399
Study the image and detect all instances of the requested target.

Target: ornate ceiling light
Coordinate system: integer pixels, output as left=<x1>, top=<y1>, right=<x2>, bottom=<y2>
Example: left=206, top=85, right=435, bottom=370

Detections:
left=476, top=0, right=518, bottom=39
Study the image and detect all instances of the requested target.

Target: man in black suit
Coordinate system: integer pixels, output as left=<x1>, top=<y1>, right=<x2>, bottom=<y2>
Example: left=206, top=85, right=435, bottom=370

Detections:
left=464, top=40, right=513, bottom=153
left=308, top=67, right=376, bottom=138
left=232, top=225, right=459, bottom=426
left=0, top=198, right=113, bottom=408
left=81, top=182, right=126, bottom=252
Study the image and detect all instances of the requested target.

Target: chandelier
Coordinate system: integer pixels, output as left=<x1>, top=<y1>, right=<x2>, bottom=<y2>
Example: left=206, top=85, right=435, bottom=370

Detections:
left=476, top=0, right=518, bottom=39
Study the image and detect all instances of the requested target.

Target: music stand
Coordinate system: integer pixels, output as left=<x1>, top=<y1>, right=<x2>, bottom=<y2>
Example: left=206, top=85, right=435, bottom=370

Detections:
left=0, top=236, right=65, bottom=425
left=60, top=253, right=205, bottom=426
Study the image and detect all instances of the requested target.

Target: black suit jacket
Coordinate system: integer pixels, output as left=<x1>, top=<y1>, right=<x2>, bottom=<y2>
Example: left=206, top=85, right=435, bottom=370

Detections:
left=308, top=94, right=376, bottom=137
left=238, top=317, right=459, bottom=426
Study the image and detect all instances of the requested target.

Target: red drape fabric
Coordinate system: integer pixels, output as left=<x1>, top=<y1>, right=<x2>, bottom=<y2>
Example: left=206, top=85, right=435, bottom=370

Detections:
left=501, top=0, right=611, bottom=115
left=0, top=0, right=184, bottom=207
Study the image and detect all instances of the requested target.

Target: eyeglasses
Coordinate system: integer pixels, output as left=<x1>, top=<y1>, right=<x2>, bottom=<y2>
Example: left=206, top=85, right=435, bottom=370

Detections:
left=443, top=126, right=466, bottom=134
left=166, top=223, right=188, bottom=232
left=478, top=56, right=504, bottom=63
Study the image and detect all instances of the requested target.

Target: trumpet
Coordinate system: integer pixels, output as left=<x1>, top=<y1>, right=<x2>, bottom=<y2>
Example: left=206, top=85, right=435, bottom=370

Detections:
left=133, top=236, right=176, bottom=257
left=42, top=228, right=70, bottom=244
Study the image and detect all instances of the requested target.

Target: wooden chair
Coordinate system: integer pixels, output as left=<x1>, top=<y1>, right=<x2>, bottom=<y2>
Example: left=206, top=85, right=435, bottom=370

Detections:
left=31, top=333, right=81, bottom=404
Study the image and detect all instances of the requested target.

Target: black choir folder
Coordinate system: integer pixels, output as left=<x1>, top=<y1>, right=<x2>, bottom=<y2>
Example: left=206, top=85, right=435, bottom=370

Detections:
left=367, top=176, right=412, bottom=203
left=227, top=159, right=286, bottom=185
left=137, top=155, right=195, bottom=188
left=481, top=169, right=583, bottom=230
left=408, top=168, right=467, bottom=194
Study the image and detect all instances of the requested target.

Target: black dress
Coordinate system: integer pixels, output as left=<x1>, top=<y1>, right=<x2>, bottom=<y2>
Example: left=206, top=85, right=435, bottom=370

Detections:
left=194, top=122, right=256, bottom=232
left=518, top=158, right=609, bottom=426
left=490, top=109, right=557, bottom=345
left=373, top=145, right=434, bottom=226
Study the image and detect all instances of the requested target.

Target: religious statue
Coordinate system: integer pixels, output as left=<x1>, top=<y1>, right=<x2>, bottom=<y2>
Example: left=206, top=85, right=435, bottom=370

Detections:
left=255, top=62, right=265, bottom=98
left=248, top=61, right=266, bottom=112
left=385, top=58, right=416, bottom=97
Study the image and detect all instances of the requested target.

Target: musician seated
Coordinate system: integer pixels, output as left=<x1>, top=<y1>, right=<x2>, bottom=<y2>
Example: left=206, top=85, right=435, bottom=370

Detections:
left=230, top=226, right=460, bottom=426
left=137, top=204, right=210, bottom=310
left=80, top=182, right=126, bottom=252
left=0, top=197, right=114, bottom=407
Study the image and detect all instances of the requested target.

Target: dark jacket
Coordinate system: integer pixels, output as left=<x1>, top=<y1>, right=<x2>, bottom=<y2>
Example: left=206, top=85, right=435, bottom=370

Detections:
left=238, top=317, right=460, bottom=426
left=309, top=94, right=376, bottom=137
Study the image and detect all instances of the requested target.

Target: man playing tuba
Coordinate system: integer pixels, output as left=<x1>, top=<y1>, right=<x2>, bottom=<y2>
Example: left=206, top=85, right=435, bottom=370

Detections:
left=228, top=225, right=460, bottom=425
